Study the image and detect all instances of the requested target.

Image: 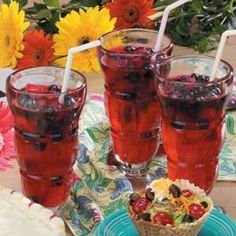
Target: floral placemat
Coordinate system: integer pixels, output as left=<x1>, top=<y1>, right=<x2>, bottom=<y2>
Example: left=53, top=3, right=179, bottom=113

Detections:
left=59, top=94, right=236, bottom=236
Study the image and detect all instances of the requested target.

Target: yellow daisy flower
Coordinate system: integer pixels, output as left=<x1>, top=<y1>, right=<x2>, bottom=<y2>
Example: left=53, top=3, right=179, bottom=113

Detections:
left=0, top=2, right=29, bottom=68
left=53, top=6, right=116, bottom=73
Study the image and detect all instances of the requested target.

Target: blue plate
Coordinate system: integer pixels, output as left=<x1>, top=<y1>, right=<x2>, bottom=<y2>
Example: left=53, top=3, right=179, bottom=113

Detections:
left=95, top=209, right=236, bottom=236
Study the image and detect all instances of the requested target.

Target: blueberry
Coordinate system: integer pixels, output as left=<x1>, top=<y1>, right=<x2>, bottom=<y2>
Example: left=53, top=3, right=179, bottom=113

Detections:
left=122, top=92, right=136, bottom=101
left=51, top=133, right=63, bottom=142
left=69, top=128, right=78, bottom=137
left=124, top=46, right=137, bottom=53
left=191, top=73, right=198, bottom=79
left=34, top=142, right=47, bottom=151
left=46, top=107, right=57, bottom=119
left=169, top=184, right=181, bottom=198
left=180, top=75, right=188, bottom=81
left=207, top=130, right=217, bottom=140
left=156, top=55, right=164, bottom=63
left=189, top=89, right=199, bottom=98
left=18, top=94, right=37, bottom=110
left=143, top=65, right=155, bottom=79
left=211, top=84, right=221, bottom=95
left=50, top=176, right=63, bottom=187
left=64, top=95, right=76, bottom=106
left=151, top=91, right=157, bottom=100
left=124, top=106, right=132, bottom=122
left=182, top=214, right=194, bottom=223
left=145, top=188, right=155, bottom=201
left=48, top=84, right=61, bottom=92
left=146, top=48, right=155, bottom=54
left=125, top=72, right=141, bottom=83
left=196, top=75, right=210, bottom=83
left=171, top=121, right=186, bottom=129
left=198, top=119, right=209, bottom=129
left=144, top=63, right=154, bottom=70
left=20, top=131, right=42, bottom=140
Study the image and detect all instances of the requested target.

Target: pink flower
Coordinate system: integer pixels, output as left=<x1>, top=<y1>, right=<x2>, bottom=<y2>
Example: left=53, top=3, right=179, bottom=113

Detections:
left=0, top=101, right=15, bottom=170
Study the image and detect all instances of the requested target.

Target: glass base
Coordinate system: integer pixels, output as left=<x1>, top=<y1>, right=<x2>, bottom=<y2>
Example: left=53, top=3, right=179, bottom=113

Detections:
left=113, top=154, right=151, bottom=177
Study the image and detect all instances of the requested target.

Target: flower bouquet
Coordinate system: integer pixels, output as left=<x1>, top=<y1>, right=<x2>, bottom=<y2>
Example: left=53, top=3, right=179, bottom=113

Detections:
left=1, top=0, right=236, bottom=73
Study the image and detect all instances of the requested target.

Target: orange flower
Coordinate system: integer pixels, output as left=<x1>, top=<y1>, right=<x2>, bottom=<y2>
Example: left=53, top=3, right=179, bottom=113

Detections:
left=17, top=30, right=54, bottom=70
left=106, top=0, right=156, bottom=29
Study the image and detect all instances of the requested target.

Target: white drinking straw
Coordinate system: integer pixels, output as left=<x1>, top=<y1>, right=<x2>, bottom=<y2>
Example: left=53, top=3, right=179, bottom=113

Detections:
left=154, top=0, right=191, bottom=52
left=210, top=29, right=236, bottom=81
left=59, top=40, right=101, bottom=103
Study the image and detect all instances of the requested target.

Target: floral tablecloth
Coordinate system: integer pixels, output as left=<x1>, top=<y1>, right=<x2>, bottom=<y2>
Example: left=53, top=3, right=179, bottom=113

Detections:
left=59, top=92, right=236, bottom=236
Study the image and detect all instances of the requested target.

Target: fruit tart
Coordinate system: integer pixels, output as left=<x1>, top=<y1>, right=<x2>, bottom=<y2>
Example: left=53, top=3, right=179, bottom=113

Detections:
left=127, top=178, right=213, bottom=236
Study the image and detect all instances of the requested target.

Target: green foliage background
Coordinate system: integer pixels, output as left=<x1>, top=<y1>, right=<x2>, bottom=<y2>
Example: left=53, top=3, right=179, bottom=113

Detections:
left=3, top=0, right=236, bottom=52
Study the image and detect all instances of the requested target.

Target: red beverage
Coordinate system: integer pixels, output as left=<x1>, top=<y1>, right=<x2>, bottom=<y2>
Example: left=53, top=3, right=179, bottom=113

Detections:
left=156, top=56, right=233, bottom=193
left=98, top=29, right=173, bottom=176
left=6, top=67, right=87, bottom=207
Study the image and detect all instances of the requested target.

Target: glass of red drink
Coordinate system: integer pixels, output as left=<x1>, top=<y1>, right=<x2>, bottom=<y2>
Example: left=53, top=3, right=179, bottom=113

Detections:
left=98, top=29, right=173, bottom=176
left=156, top=55, right=233, bottom=193
left=6, top=67, right=87, bottom=207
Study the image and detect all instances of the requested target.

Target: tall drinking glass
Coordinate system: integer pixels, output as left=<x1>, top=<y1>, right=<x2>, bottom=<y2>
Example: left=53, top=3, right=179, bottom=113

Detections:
left=156, top=55, right=233, bottom=193
left=6, top=67, right=87, bottom=207
left=98, top=29, right=173, bottom=176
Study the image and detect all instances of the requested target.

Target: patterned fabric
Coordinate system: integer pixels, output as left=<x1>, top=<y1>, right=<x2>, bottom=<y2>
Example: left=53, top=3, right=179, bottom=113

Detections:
left=59, top=93, right=236, bottom=236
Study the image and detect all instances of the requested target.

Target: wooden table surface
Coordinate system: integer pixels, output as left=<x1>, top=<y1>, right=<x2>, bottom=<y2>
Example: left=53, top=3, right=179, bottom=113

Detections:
left=0, top=36, right=236, bottom=236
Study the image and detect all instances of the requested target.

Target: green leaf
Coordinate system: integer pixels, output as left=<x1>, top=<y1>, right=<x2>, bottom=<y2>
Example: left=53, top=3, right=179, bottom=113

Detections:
left=176, top=18, right=190, bottom=37
left=24, top=7, right=38, bottom=14
left=153, top=0, right=176, bottom=8
left=191, top=0, right=203, bottom=13
left=194, top=37, right=218, bottom=53
left=68, top=0, right=98, bottom=7
left=43, top=0, right=60, bottom=8
left=33, top=2, right=48, bottom=11
left=2, top=0, right=11, bottom=5
left=34, top=9, right=52, bottom=20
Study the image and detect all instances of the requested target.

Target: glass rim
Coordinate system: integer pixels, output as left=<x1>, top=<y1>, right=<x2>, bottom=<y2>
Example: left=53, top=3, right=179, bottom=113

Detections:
left=7, top=66, right=87, bottom=96
left=156, top=55, right=234, bottom=85
left=99, top=28, right=173, bottom=57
